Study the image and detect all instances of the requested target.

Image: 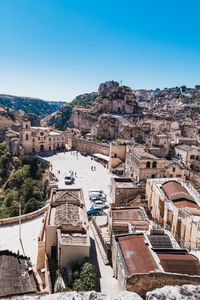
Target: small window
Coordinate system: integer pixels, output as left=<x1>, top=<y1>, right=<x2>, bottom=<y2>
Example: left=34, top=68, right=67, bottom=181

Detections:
left=40, top=132, right=44, bottom=136
left=146, top=161, right=151, bottom=168
left=44, top=137, right=46, bottom=140
left=26, top=124, right=28, bottom=129
left=32, top=148, right=35, bottom=152
left=173, top=167, right=175, bottom=172
left=49, top=146, right=51, bottom=150
left=114, top=153, right=117, bottom=158
left=152, top=161, right=157, bottom=168
left=38, top=137, right=40, bottom=141
left=26, top=134, right=28, bottom=140
left=151, top=174, right=155, bottom=178
left=190, top=155, right=195, bottom=159
left=49, top=138, right=51, bottom=141
left=196, top=156, right=199, bottom=160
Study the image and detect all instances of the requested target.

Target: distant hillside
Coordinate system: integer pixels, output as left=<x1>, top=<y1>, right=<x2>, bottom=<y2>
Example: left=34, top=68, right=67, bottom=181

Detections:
left=0, top=94, right=66, bottom=118
left=69, top=92, right=98, bottom=109
left=41, top=92, right=98, bottom=130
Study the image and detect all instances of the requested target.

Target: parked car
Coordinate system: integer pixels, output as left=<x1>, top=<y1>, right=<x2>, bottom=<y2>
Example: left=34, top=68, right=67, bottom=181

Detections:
left=87, top=207, right=105, bottom=216
left=89, top=191, right=106, bottom=200
left=92, top=200, right=109, bottom=209
left=90, top=194, right=106, bottom=202
left=89, top=189, right=106, bottom=199
left=64, top=170, right=74, bottom=184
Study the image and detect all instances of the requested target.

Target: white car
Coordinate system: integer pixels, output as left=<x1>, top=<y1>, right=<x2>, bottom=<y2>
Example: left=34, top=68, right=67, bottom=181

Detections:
left=92, top=200, right=109, bottom=210
left=89, top=189, right=106, bottom=200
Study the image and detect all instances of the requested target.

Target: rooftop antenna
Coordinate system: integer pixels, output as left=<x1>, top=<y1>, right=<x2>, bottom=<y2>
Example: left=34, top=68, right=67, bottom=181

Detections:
left=120, top=80, right=122, bottom=86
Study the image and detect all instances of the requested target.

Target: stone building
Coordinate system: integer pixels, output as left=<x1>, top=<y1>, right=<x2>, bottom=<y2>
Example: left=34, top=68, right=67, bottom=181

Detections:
left=110, top=177, right=145, bottom=205
left=5, top=129, right=20, bottom=155
left=175, top=144, right=200, bottom=172
left=165, top=160, right=190, bottom=180
left=93, top=81, right=139, bottom=115
left=125, top=146, right=166, bottom=181
left=37, top=188, right=90, bottom=291
left=6, top=118, right=68, bottom=155
left=146, top=178, right=200, bottom=250
left=112, top=232, right=200, bottom=297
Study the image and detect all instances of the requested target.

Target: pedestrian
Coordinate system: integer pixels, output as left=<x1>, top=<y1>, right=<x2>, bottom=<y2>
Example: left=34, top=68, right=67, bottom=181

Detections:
left=75, top=172, right=77, bottom=177
left=58, top=170, right=60, bottom=174
left=91, top=166, right=93, bottom=171
left=94, top=166, right=96, bottom=171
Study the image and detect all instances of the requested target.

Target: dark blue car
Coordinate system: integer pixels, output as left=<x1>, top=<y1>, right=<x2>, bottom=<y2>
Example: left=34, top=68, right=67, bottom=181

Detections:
left=87, top=207, right=106, bottom=216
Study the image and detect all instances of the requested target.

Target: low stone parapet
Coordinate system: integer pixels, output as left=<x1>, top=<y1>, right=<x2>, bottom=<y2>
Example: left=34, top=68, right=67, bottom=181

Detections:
left=0, top=205, right=49, bottom=225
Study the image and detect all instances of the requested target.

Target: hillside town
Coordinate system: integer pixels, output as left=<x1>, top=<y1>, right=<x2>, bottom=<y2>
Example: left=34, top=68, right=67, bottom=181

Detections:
left=1, top=81, right=200, bottom=299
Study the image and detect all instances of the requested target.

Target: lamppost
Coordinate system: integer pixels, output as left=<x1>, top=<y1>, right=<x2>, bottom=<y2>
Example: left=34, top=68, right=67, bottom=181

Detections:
left=19, top=202, right=21, bottom=240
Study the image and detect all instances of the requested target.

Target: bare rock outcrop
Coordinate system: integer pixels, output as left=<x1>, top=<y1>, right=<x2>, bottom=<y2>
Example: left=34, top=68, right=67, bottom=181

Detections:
left=146, top=284, right=200, bottom=300
left=16, top=291, right=142, bottom=300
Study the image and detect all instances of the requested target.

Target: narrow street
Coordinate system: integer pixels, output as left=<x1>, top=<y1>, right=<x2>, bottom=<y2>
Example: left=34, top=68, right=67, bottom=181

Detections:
left=0, top=151, right=121, bottom=298
left=45, top=151, right=121, bottom=298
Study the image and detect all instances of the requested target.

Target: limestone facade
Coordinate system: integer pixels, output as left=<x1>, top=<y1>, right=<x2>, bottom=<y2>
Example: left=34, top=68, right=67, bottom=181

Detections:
left=125, top=146, right=166, bottom=181
left=6, top=118, right=68, bottom=155
left=37, top=188, right=90, bottom=272
left=146, top=178, right=200, bottom=250
left=175, top=144, right=200, bottom=172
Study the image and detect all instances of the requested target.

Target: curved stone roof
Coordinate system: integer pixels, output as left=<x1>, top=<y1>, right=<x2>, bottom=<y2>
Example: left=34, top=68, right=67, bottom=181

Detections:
left=162, top=181, right=194, bottom=202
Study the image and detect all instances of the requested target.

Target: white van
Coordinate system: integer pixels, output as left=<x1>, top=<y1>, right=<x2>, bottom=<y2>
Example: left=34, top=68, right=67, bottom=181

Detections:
left=65, top=170, right=74, bottom=184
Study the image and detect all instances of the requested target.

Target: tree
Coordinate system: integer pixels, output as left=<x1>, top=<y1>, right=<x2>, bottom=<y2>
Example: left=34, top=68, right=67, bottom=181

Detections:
left=24, top=197, right=39, bottom=214
left=72, top=262, right=97, bottom=292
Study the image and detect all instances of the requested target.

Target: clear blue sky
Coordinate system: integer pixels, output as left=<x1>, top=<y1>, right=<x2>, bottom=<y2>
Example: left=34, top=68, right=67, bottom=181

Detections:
left=0, top=0, right=200, bottom=101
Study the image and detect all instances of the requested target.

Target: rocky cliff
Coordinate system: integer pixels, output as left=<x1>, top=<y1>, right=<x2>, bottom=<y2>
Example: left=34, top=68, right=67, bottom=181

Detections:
left=42, top=81, right=141, bottom=142
left=42, top=93, right=97, bottom=130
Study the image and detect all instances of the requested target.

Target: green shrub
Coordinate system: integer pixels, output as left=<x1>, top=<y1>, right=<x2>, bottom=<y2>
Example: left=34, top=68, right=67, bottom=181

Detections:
left=72, top=262, right=97, bottom=292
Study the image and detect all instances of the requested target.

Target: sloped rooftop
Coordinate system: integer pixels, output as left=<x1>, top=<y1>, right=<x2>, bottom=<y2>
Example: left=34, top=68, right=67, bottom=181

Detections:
left=0, top=250, right=38, bottom=298
left=118, top=234, right=157, bottom=276
left=157, top=253, right=200, bottom=276
left=162, top=181, right=195, bottom=203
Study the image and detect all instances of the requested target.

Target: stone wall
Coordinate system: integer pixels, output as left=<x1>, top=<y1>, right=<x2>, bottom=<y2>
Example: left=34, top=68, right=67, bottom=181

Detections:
left=0, top=205, right=48, bottom=225
left=72, top=137, right=110, bottom=156
left=126, top=272, right=200, bottom=298
left=113, top=187, right=145, bottom=205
